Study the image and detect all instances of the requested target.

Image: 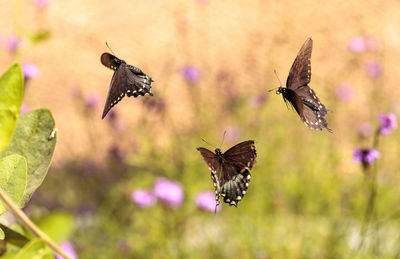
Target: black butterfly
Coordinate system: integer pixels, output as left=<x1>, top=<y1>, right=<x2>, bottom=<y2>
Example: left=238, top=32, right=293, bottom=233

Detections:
left=101, top=52, right=153, bottom=119
left=197, top=140, right=257, bottom=208
left=275, top=38, right=332, bottom=132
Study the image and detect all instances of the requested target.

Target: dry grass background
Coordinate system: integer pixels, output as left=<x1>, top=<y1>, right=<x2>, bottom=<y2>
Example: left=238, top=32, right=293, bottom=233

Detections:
left=1, top=0, right=399, bottom=164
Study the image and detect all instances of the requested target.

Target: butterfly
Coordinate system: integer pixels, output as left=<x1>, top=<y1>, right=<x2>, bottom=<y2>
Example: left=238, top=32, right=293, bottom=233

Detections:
left=197, top=140, right=257, bottom=209
left=100, top=52, right=153, bottom=119
left=274, top=38, right=332, bottom=132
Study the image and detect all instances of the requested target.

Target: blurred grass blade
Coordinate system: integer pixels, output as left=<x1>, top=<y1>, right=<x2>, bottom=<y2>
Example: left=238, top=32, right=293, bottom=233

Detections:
left=0, top=155, right=27, bottom=214
left=0, top=109, right=56, bottom=207
left=28, top=30, right=52, bottom=44
left=15, top=238, right=53, bottom=259
left=0, top=224, right=30, bottom=247
left=0, top=63, right=24, bottom=152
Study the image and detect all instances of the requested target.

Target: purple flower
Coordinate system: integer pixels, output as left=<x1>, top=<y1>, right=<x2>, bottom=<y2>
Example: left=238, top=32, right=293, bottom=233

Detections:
left=55, top=241, right=77, bottom=259
left=33, top=0, right=49, bottom=8
left=249, top=93, right=268, bottom=108
left=131, top=189, right=156, bottom=208
left=335, top=83, right=354, bottom=101
left=365, top=60, right=382, bottom=78
left=20, top=103, right=29, bottom=114
left=195, top=191, right=221, bottom=213
left=353, top=148, right=380, bottom=165
left=154, top=178, right=184, bottom=208
left=22, top=63, right=39, bottom=80
left=378, top=113, right=397, bottom=135
left=348, top=36, right=367, bottom=52
left=85, top=93, right=101, bottom=109
left=225, top=126, right=241, bottom=143
left=6, top=35, right=20, bottom=52
left=182, top=66, right=200, bottom=83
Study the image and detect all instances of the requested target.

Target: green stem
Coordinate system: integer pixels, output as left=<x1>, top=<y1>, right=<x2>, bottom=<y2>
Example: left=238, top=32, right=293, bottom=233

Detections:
left=0, top=188, right=72, bottom=259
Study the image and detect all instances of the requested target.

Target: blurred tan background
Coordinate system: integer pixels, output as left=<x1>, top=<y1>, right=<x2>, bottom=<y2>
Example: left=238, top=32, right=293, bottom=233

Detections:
left=0, top=0, right=399, bottom=164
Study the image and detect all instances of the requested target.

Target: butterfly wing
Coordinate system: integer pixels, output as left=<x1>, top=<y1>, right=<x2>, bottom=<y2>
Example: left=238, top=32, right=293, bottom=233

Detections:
left=102, top=64, right=127, bottom=119
left=294, top=85, right=328, bottom=116
left=220, top=140, right=256, bottom=207
left=197, top=147, right=220, bottom=173
left=286, top=38, right=313, bottom=90
left=223, top=140, right=257, bottom=169
left=126, top=68, right=153, bottom=97
left=101, top=53, right=122, bottom=71
left=301, top=104, right=332, bottom=132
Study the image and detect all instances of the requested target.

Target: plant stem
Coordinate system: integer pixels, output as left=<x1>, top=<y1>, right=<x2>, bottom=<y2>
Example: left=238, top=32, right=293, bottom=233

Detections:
left=0, top=188, right=72, bottom=259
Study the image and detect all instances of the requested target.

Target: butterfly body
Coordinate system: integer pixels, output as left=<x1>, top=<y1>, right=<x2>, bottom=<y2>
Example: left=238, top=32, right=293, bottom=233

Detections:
left=101, top=53, right=153, bottom=119
left=197, top=140, right=257, bottom=208
left=276, top=38, right=332, bottom=132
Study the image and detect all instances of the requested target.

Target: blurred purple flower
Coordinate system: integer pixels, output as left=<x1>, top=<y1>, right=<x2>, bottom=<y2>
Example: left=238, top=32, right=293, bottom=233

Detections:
left=108, top=144, right=126, bottom=162
left=378, top=113, right=397, bottom=135
left=225, top=126, right=241, bottom=143
left=131, top=189, right=156, bottom=208
left=249, top=93, right=268, bottom=108
left=335, top=83, right=354, bottom=101
left=6, top=35, right=20, bottom=52
left=33, top=0, right=49, bottom=8
left=353, top=148, right=380, bottom=165
left=85, top=93, right=101, bottom=109
left=365, top=60, right=382, bottom=78
left=195, top=191, right=221, bottom=213
left=20, top=103, right=29, bottom=114
left=55, top=241, right=77, bottom=259
left=182, top=66, right=200, bottom=83
left=358, top=122, right=373, bottom=138
left=348, top=36, right=367, bottom=52
left=22, top=63, right=39, bottom=80
left=154, top=178, right=184, bottom=208
left=144, top=97, right=166, bottom=113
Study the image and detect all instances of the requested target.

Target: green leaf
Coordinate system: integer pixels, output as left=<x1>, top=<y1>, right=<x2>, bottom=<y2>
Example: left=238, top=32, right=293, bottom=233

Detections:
left=15, top=238, right=53, bottom=259
left=0, top=223, right=30, bottom=247
left=0, top=63, right=24, bottom=152
left=0, top=228, right=4, bottom=240
left=35, top=212, right=74, bottom=243
left=0, top=155, right=27, bottom=214
left=0, top=109, right=56, bottom=207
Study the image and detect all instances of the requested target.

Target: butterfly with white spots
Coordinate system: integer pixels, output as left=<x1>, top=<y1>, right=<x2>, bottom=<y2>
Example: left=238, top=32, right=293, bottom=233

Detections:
left=274, top=38, right=332, bottom=132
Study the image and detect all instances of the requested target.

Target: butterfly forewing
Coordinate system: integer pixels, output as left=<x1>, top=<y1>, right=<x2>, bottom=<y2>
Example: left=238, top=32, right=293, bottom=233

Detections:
left=102, top=64, right=127, bottom=119
left=197, top=140, right=257, bottom=208
left=223, top=140, right=257, bottom=169
left=101, top=52, right=154, bottom=119
left=286, top=38, right=313, bottom=90
left=101, top=53, right=122, bottom=71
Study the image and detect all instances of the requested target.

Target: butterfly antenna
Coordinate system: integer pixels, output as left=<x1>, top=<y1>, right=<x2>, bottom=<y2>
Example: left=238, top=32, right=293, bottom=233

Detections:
left=201, top=138, right=217, bottom=149
left=105, top=42, right=116, bottom=55
left=274, top=70, right=283, bottom=87
left=214, top=203, right=218, bottom=214
left=267, top=70, right=283, bottom=92
left=219, top=131, right=226, bottom=149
